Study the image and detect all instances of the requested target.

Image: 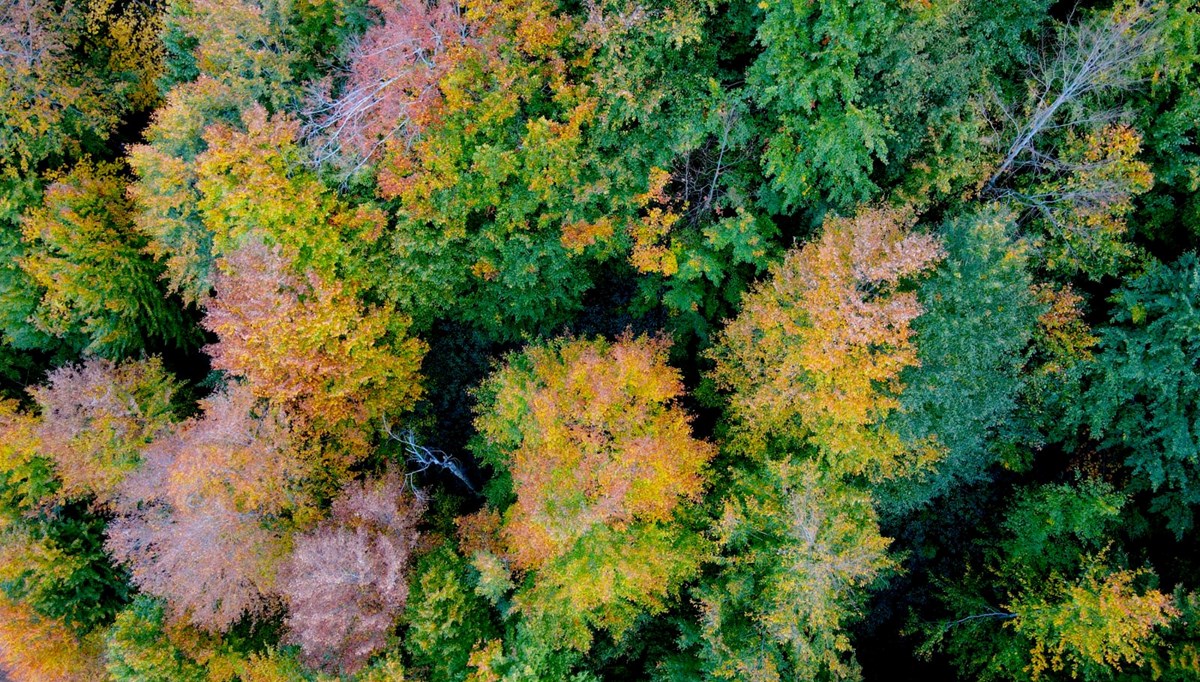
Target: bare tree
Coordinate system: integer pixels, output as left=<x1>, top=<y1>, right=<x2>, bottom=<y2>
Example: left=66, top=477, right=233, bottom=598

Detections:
left=302, top=0, right=471, bottom=175
left=382, top=419, right=475, bottom=493
left=984, top=0, right=1162, bottom=191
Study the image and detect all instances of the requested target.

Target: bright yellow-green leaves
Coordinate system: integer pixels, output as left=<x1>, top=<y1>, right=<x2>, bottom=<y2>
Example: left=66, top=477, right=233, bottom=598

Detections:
left=1013, top=566, right=1177, bottom=679
left=700, top=461, right=894, bottom=681
left=470, top=334, right=713, bottom=649
left=19, top=162, right=190, bottom=357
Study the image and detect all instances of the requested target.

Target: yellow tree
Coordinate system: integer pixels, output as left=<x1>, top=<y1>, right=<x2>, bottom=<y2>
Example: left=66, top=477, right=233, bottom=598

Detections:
left=468, top=334, right=714, bottom=649
left=709, top=205, right=945, bottom=479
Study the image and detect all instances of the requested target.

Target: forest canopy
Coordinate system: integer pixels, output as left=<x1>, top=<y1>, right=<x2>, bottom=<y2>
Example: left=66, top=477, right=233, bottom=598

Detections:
left=1, top=0, right=1199, bottom=680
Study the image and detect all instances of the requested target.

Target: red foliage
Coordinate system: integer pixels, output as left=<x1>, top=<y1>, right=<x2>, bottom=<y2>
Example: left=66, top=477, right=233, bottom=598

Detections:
left=107, top=384, right=297, bottom=631
left=305, top=0, right=471, bottom=169
left=280, top=471, right=425, bottom=674
left=31, top=357, right=177, bottom=506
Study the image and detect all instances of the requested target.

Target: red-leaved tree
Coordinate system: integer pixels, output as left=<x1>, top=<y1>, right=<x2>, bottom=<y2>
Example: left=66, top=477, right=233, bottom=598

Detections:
left=279, top=471, right=425, bottom=674
left=107, top=383, right=296, bottom=631
left=305, top=0, right=471, bottom=171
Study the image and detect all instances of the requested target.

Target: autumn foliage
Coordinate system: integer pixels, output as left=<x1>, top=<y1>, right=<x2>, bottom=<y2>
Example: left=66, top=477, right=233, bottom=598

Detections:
left=711, top=206, right=944, bottom=478
left=204, top=239, right=425, bottom=432
left=280, top=471, right=425, bottom=674
left=32, top=357, right=178, bottom=505
left=473, top=334, right=714, bottom=570
left=106, top=384, right=294, bottom=631
left=306, top=0, right=471, bottom=169
left=3, top=0, right=1200, bottom=680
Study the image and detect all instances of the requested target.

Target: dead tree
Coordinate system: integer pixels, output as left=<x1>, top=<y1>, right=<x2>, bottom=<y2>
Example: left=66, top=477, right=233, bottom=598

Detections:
left=382, top=419, right=475, bottom=493
left=984, top=0, right=1162, bottom=192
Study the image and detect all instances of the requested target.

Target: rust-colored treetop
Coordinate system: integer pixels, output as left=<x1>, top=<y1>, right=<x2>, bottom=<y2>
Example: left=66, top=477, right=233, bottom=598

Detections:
left=474, top=334, right=714, bottom=569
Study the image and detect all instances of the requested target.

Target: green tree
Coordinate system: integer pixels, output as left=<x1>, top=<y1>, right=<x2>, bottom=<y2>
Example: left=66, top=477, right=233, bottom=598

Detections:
left=696, top=461, right=894, bottom=681
left=19, top=162, right=191, bottom=357
left=927, top=480, right=1177, bottom=682
left=882, top=207, right=1040, bottom=511
left=1072, top=254, right=1200, bottom=535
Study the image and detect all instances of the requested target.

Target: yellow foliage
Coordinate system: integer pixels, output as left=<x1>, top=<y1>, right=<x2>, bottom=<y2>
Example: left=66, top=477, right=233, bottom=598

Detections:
left=0, top=597, right=105, bottom=682
left=1014, top=566, right=1178, bottom=679
left=710, top=206, right=944, bottom=479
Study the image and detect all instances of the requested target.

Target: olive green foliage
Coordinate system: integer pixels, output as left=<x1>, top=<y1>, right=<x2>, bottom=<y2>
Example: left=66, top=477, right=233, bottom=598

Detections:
left=105, top=596, right=208, bottom=682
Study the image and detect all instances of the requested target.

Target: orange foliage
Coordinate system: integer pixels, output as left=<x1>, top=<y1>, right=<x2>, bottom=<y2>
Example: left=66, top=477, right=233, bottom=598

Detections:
left=203, top=240, right=425, bottom=434
left=0, top=597, right=105, bottom=682
left=1032, top=283, right=1098, bottom=374
left=475, top=334, right=714, bottom=570
left=710, top=206, right=944, bottom=478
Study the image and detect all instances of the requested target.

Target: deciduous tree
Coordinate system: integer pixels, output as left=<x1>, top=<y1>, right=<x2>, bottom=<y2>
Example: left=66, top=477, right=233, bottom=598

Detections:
left=280, top=471, right=425, bottom=674
left=709, top=206, right=944, bottom=479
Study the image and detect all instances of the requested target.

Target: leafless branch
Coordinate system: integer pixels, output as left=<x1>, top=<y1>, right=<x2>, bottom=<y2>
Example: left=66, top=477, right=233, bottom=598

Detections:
left=984, top=0, right=1162, bottom=191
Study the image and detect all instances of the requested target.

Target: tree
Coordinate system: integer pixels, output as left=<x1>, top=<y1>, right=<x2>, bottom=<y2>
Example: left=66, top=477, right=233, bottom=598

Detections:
left=204, top=238, right=425, bottom=438
left=30, top=357, right=178, bottom=506
left=696, top=461, right=894, bottom=681
left=0, top=0, right=122, bottom=178
left=1012, top=566, right=1177, bottom=679
left=404, top=543, right=499, bottom=682
left=107, top=493, right=286, bottom=632
left=469, top=333, right=714, bottom=649
left=104, top=596, right=208, bottom=682
left=881, top=207, right=1040, bottom=511
left=984, top=0, right=1163, bottom=190
left=927, top=480, right=1178, bottom=681
left=279, top=471, right=425, bottom=674
left=106, top=384, right=295, bottom=631
left=709, top=205, right=944, bottom=479
left=473, top=334, right=713, bottom=570
left=18, top=162, right=191, bottom=356
left=1017, top=123, right=1155, bottom=279
left=747, top=0, right=894, bottom=210
left=127, top=0, right=333, bottom=303
left=304, top=0, right=471, bottom=172
left=1071, top=253, right=1200, bottom=536
left=0, top=596, right=105, bottom=682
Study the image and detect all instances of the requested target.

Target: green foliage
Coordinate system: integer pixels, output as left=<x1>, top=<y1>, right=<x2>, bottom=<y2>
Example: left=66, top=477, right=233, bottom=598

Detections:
left=1076, top=254, right=1200, bottom=536
left=883, top=208, right=1040, bottom=511
left=105, top=596, right=208, bottom=682
left=404, top=544, right=499, bottom=682
left=697, top=460, right=894, bottom=681
left=749, top=0, right=896, bottom=211
left=927, top=480, right=1176, bottom=682
left=19, top=162, right=192, bottom=356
